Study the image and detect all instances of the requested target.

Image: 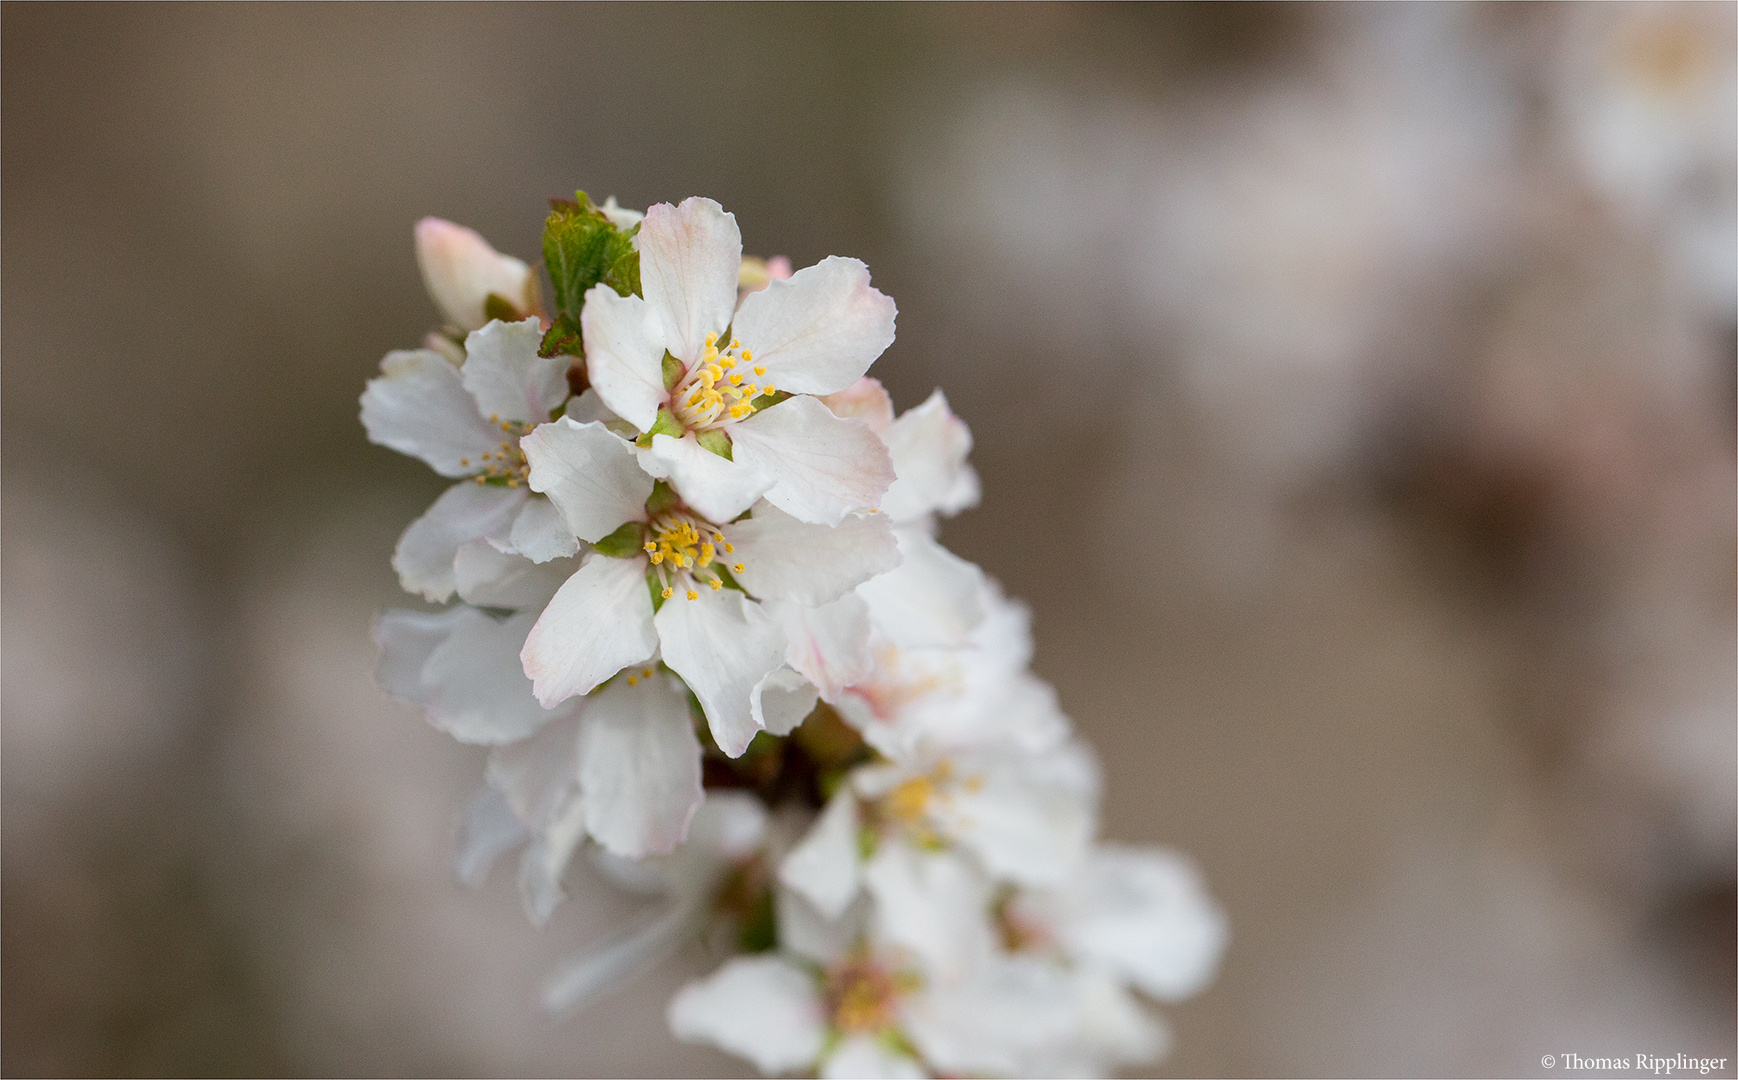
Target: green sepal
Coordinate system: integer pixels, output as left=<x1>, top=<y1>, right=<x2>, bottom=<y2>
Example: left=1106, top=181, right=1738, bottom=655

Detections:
left=592, top=520, right=645, bottom=558
left=696, top=428, right=733, bottom=460
left=661, top=350, right=685, bottom=391
left=647, top=566, right=667, bottom=613
left=856, top=825, right=880, bottom=862
left=750, top=390, right=789, bottom=412
left=736, top=889, right=778, bottom=954
left=634, top=407, right=685, bottom=448
left=483, top=292, right=521, bottom=323
left=542, top=191, right=640, bottom=337
left=645, top=479, right=680, bottom=517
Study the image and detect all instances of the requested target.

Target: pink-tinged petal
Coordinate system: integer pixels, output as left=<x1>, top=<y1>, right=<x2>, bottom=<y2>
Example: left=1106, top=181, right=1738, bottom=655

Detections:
left=752, top=666, right=818, bottom=736
left=581, top=283, right=666, bottom=432
left=639, top=197, right=741, bottom=362
left=453, top=541, right=572, bottom=610
left=820, top=375, right=894, bottom=433
left=730, top=396, right=896, bottom=525
left=823, top=1035, right=926, bottom=1080
left=392, top=482, right=527, bottom=601
left=667, top=956, right=826, bottom=1075
left=521, top=555, right=658, bottom=707
left=880, top=389, right=980, bottom=524
left=505, top=496, right=580, bottom=564
left=855, top=528, right=986, bottom=649
left=640, top=432, right=774, bottom=526
left=374, top=607, right=559, bottom=745
left=521, top=417, right=653, bottom=543
left=727, top=501, right=899, bottom=605
left=578, top=675, right=704, bottom=858
left=777, top=594, right=874, bottom=701
left=734, top=256, right=896, bottom=395
left=778, top=788, right=861, bottom=919
left=654, top=588, right=784, bottom=757
left=361, top=349, right=502, bottom=476
left=415, top=217, right=538, bottom=332
left=460, top=317, right=569, bottom=424
left=1056, top=844, right=1229, bottom=1003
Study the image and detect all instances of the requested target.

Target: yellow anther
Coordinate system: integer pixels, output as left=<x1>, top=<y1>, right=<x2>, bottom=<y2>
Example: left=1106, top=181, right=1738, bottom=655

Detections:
left=649, top=551, right=664, bottom=564
left=643, top=541, right=656, bottom=552
left=686, top=589, right=698, bottom=600
left=626, top=674, right=639, bottom=686
left=699, top=543, right=714, bottom=565
left=704, top=332, right=717, bottom=346
left=661, top=586, right=674, bottom=599
left=752, top=364, right=765, bottom=376
left=460, top=458, right=470, bottom=466
left=490, top=414, right=500, bottom=423
left=708, top=578, right=722, bottom=590
left=724, top=542, right=734, bottom=553
left=732, top=562, right=745, bottom=573
left=713, top=532, right=725, bottom=543
left=728, top=373, right=743, bottom=386
left=643, top=668, right=654, bottom=678
left=731, top=338, right=742, bottom=349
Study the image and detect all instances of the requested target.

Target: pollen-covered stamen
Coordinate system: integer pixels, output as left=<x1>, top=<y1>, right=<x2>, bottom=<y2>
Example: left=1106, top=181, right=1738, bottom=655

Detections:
left=464, top=414, right=535, bottom=487
left=823, top=951, right=920, bottom=1036
left=643, top=510, right=738, bottom=601
left=669, top=332, right=776, bottom=431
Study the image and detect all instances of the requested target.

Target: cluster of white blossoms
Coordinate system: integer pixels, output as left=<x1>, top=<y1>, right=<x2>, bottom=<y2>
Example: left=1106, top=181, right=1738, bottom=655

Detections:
left=363, top=193, right=1227, bottom=1077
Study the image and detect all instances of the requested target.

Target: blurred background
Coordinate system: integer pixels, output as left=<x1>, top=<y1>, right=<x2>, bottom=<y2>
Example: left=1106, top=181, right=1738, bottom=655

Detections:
left=3, top=3, right=1733, bottom=1076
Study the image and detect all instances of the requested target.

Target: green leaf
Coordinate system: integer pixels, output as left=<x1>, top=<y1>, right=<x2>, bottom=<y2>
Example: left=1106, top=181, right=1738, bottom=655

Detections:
left=696, top=428, right=733, bottom=460
left=539, top=316, right=582, bottom=359
left=542, top=191, right=640, bottom=333
left=483, top=292, right=521, bottom=323
left=661, top=350, right=685, bottom=391
left=592, top=520, right=645, bottom=558
left=645, top=480, right=680, bottom=518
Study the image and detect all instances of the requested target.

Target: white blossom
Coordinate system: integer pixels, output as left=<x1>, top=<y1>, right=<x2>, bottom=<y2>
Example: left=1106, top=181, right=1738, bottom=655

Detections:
left=582, top=197, right=898, bottom=526
left=414, top=217, right=541, bottom=333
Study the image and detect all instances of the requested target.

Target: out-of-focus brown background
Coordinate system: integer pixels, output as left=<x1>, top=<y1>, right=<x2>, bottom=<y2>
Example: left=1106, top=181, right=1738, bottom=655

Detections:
left=3, top=4, right=1733, bottom=1076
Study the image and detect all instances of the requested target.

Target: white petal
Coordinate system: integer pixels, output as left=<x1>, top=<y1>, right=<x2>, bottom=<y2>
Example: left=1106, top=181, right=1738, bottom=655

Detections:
left=863, top=844, right=995, bottom=982
left=521, top=416, right=653, bottom=543
left=823, top=1035, right=927, bottom=1080
left=777, top=594, right=874, bottom=701
left=638, top=197, right=741, bottom=363
left=562, top=387, right=620, bottom=426
left=393, top=482, right=527, bottom=601
left=776, top=886, right=863, bottom=967
left=543, top=900, right=701, bottom=1015
left=415, top=217, right=537, bottom=331
left=942, top=744, right=1099, bottom=887
left=1065, top=969, right=1171, bottom=1071
left=378, top=611, right=562, bottom=788
left=734, top=256, right=896, bottom=395
left=578, top=675, right=704, bottom=858
left=730, top=395, right=896, bottom=525
left=639, top=432, right=774, bottom=525
left=752, top=666, right=819, bottom=736
left=486, top=711, right=583, bottom=827
left=455, top=785, right=529, bottom=887
left=667, top=955, right=825, bottom=1075
left=519, top=789, right=588, bottom=924
left=880, top=390, right=980, bottom=524
left=361, top=349, right=502, bottom=476
left=728, top=502, right=900, bottom=605
left=459, top=316, right=568, bottom=425
left=1057, top=845, right=1229, bottom=1003
left=372, top=606, right=468, bottom=703
left=506, top=495, right=581, bottom=563
left=855, top=528, right=986, bottom=649
left=778, top=788, right=861, bottom=919
left=521, top=554, right=658, bottom=707
left=679, top=789, right=772, bottom=864
left=453, top=541, right=572, bottom=609
left=654, top=588, right=784, bottom=757
left=820, top=375, right=894, bottom=433
left=581, top=283, right=667, bottom=432
left=414, top=609, right=558, bottom=744
left=903, top=959, right=1080, bottom=1077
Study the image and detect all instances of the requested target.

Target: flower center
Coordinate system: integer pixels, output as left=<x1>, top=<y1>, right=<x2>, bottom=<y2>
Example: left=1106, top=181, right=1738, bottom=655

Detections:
left=642, top=510, right=745, bottom=601
left=670, top=333, right=775, bottom=431
left=462, top=414, right=533, bottom=487
left=824, top=953, right=918, bottom=1035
